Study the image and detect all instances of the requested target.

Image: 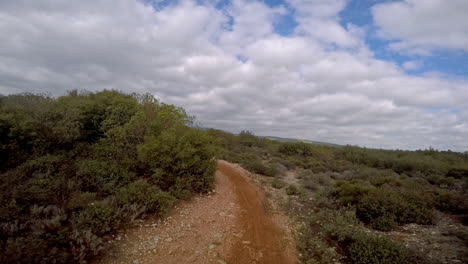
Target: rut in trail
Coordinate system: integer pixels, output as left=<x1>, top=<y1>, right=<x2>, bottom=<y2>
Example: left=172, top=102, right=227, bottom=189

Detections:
left=96, top=161, right=297, bottom=264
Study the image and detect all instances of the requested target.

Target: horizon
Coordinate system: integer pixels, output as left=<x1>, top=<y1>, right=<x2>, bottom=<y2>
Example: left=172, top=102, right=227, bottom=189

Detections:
left=1, top=0, right=467, bottom=151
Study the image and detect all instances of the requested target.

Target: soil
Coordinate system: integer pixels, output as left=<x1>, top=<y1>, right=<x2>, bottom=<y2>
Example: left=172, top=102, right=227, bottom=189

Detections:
left=94, top=161, right=297, bottom=264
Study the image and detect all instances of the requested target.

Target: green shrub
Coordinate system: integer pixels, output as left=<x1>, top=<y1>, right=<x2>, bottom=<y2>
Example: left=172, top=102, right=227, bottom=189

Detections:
left=68, top=192, right=97, bottom=210
left=275, top=157, right=296, bottom=170
left=333, top=181, right=375, bottom=205
left=297, top=230, right=340, bottom=264
left=323, top=210, right=361, bottom=243
left=116, top=180, right=175, bottom=216
left=137, top=128, right=216, bottom=193
left=1, top=236, right=69, bottom=264
left=349, top=233, right=406, bottom=264
left=356, top=189, right=433, bottom=231
left=298, top=210, right=359, bottom=264
left=427, top=175, right=457, bottom=187
left=242, top=159, right=278, bottom=177
left=301, top=172, right=333, bottom=191
left=0, top=91, right=217, bottom=264
left=77, top=160, right=134, bottom=194
left=278, top=142, right=314, bottom=157
left=369, top=214, right=398, bottom=231
left=271, top=178, right=287, bottom=189
left=286, top=184, right=300, bottom=195
left=315, top=210, right=405, bottom=263
left=72, top=201, right=119, bottom=235
left=434, top=190, right=468, bottom=214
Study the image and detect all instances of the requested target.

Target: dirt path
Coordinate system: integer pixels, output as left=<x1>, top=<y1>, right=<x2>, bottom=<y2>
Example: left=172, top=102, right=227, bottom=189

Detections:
left=95, top=161, right=296, bottom=264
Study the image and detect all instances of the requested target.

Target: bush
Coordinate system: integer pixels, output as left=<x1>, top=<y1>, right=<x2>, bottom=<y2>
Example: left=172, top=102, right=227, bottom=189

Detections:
left=333, top=181, right=375, bottom=205
left=138, top=128, right=216, bottom=193
left=72, top=201, right=119, bottom=236
left=0, top=91, right=217, bottom=264
left=68, top=192, right=97, bottom=210
left=1, top=236, right=69, bottom=264
left=274, top=157, right=296, bottom=170
left=116, top=180, right=175, bottom=216
left=278, top=142, right=314, bottom=157
left=349, top=233, right=406, bottom=264
left=356, top=188, right=433, bottom=231
left=286, top=184, right=300, bottom=195
left=271, top=178, right=287, bottom=189
left=434, top=190, right=468, bottom=214
left=297, top=231, right=340, bottom=264
left=77, top=160, right=134, bottom=194
left=242, top=159, right=278, bottom=177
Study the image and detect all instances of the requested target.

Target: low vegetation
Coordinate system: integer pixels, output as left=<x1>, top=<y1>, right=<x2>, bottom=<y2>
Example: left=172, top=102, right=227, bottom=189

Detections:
left=209, top=129, right=468, bottom=264
left=0, top=91, right=216, bottom=263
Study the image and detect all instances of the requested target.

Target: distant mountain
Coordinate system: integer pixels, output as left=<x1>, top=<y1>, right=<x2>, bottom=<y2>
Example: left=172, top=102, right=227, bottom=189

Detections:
left=199, top=126, right=341, bottom=147
left=260, top=135, right=342, bottom=147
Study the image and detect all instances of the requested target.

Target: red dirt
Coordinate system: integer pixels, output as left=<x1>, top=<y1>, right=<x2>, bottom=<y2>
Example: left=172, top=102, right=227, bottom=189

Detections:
left=95, top=161, right=296, bottom=264
left=218, top=161, right=296, bottom=264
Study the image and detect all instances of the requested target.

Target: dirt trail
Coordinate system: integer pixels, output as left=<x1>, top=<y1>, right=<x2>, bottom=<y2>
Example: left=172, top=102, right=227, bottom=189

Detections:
left=96, top=161, right=296, bottom=264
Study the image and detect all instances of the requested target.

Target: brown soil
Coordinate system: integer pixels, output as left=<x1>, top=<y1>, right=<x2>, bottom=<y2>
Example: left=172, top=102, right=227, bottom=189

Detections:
left=95, top=161, right=297, bottom=264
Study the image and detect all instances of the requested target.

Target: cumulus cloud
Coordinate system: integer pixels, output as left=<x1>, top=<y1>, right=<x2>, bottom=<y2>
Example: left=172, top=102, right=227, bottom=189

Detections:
left=286, top=0, right=363, bottom=48
left=402, top=60, right=423, bottom=71
left=0, top=0, right=467, bottom=151
left=372, top=0, right=468, bottom=54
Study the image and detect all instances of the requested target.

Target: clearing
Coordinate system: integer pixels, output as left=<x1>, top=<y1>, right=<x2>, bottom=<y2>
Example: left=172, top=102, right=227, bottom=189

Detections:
left=95, top=160, right=297, bottom=264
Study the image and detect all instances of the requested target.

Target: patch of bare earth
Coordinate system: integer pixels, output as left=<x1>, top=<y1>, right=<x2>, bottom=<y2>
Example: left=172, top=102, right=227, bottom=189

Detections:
left=94, top=161, right=297, bottom=264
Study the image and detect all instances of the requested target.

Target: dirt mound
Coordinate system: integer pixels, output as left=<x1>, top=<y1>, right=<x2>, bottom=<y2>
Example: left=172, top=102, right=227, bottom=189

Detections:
left=95, top=161, right=296, bottom=264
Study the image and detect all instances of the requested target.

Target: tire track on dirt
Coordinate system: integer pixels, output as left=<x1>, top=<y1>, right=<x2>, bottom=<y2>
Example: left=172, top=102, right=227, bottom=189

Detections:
left=218, top=161, right=296, bottom=264
left=95, top=161, right=296, bottom=264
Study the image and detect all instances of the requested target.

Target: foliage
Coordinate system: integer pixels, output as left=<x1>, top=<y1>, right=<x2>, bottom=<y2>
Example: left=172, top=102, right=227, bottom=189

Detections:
left=348, top=233, right=406, bottom=264
left=72, top=201, right=119, bottom=236
left=286, top=184, right=300, bottom=195
left=271, top=178, right=287, bottom=189
left=137, top=128, right=216, bottom=195
left=355, top=188, right=434, bottom=231
left=116, top=180, right=175, bottom=216
left=0, top=90, right=216, bottom=263
left=240, top=158, right=279, bottom=177
left=333, top=181, right=375, bottom=205
left=207, top=129, right=468, bottom=263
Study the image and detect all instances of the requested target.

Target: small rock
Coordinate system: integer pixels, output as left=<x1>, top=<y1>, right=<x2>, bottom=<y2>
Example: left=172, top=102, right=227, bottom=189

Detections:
left=133, top=261, right=140, bottom=264
left=242, top=241, right=251, bottom=244
left=209, top=244, right=217, bottom=250
left=149, top=244, right=157, bottom=250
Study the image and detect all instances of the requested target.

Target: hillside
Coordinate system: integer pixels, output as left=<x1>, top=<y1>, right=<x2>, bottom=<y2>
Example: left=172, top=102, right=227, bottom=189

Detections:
left=208, top=130, right=468, bottom=264
left=261, top=135, right=342, bottom=147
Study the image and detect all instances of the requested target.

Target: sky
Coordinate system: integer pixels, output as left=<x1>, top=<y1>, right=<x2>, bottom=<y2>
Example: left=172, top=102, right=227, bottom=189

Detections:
left=0, top=0, right=467, bottom=151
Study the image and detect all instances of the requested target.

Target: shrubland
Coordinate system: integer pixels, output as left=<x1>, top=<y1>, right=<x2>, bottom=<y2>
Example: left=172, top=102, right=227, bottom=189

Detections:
left=0, top=91, right=216, bottom=263
left=209, top=129, right=468, bottom=263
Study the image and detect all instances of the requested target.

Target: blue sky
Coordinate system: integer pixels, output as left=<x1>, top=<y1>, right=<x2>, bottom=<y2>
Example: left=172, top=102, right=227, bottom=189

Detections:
left=148, top=0, right=468, bottom=79
left=268, top=0, right=468, bottom=78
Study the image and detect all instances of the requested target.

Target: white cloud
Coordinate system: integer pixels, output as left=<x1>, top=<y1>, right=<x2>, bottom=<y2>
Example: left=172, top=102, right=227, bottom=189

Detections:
left=402, top=60, right=423, bottom=71
left=372, top=0, right=468, bottom=54
left=0, top=0, right=467, bottom=151
left=285, top=0, right=363, bottom=48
